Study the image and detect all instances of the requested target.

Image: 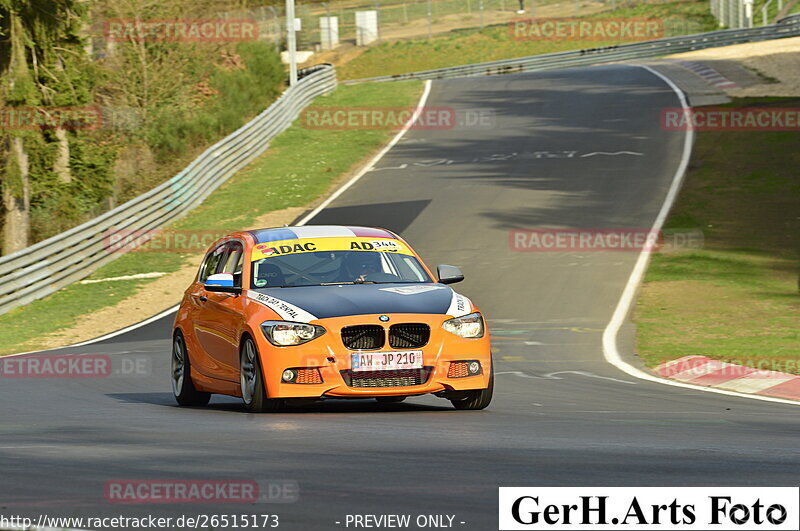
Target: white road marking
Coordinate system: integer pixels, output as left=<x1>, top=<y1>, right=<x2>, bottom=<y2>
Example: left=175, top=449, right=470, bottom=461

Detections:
left=295, top=80, right=433, bottom=225
left=369, top=163, right=409, bottom=172
left=78, top=272, right=167, bottom=284
left=580, top=151, right=643, bottom=157
left=602, top=65, right=800, bottom=407
left=497, top=370, right=636, bottom=385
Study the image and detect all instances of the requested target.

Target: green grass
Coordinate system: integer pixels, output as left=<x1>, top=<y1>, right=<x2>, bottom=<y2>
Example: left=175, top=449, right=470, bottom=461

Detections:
left=339, top=0, right=717, bottom=79
left=0, top=80, right=423, bottom=356
left=635, top=98, right=800, bottom=374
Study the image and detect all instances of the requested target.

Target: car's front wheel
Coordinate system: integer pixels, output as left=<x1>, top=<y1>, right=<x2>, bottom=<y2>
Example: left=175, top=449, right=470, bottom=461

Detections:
left=449, top=370, right=493, bottom=410
left=172, top=332, right=211, bottom=407
left=240, top=337, right=284, bottom=413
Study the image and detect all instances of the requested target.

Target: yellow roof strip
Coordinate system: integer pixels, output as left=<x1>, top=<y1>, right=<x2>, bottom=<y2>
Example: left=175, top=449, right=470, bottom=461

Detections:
left=251, top=237, right=413, bottom=261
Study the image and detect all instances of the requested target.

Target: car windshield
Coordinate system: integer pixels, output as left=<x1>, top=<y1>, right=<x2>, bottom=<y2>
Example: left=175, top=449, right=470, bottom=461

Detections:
left=252, top=249, right=433, bottom=288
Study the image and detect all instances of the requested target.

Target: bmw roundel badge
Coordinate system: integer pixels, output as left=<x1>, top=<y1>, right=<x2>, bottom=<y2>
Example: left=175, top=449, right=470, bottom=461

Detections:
left=379, top=315, right=390, bottom=322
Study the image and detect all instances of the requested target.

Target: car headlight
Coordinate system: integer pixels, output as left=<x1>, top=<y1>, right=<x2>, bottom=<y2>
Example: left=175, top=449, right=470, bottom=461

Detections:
left=442, top=312, right=484, bottom=338
left=261, top=321, right=326, bottom=346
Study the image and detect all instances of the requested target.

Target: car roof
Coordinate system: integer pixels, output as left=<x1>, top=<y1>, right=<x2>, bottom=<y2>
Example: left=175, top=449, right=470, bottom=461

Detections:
left=247, top=225, right=397, bottom=244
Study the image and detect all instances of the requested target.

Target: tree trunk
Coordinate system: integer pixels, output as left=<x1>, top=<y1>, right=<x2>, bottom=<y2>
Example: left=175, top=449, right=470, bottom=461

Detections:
left=53, top=127, right=72, bottom=183
left=3, top=136, right=31, bottom=254
left=1, top=11, right=33, bottom=254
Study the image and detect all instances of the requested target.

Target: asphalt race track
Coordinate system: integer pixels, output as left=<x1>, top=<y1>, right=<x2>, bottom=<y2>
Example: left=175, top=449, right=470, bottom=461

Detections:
left=2, top=65, right=799, bottom=531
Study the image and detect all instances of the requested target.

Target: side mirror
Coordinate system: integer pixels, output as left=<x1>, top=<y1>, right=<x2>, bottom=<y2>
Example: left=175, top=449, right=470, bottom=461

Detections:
left=437, top=264, right=464, bottom=285
left=204, top=273, right=241, bottom=294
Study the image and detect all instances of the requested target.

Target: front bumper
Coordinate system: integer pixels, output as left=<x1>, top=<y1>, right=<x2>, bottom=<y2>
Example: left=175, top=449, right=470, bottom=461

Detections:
left=256, top=313, right=492, bottom=399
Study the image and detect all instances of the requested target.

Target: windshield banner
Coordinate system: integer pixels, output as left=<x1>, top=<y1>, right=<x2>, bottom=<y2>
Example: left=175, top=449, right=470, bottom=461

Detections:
left=251, top=237, right=414, bottom=261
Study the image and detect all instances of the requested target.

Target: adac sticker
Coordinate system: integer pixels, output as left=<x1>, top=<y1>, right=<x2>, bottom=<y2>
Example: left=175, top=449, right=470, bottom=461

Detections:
left=251, top=237, right=413, bottom=261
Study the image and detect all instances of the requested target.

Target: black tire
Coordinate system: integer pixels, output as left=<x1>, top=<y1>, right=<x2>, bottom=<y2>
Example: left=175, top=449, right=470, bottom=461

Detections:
left=375, top=396, right=406, bottom=403
left=240, top=337, right=284, bottom=413
left=450, top=369, right=493, bottom=410
left=171, top=332, right=211, bottom=407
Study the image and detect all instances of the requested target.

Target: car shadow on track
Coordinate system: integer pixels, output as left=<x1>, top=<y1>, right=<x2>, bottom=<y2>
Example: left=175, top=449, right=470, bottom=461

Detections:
left=106, top=393, right=455, bottom=414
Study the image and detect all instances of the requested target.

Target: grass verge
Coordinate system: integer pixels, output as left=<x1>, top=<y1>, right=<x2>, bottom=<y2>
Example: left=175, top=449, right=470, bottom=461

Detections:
left=339, top=0, right=717, bottom=79
left=635, top=98, right=800, bottom=374
left=0, top=79, right=423, bottom=356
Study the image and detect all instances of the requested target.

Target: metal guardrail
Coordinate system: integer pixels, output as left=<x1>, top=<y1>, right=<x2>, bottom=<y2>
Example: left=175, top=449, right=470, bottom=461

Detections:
left=0, top=64, right=336, bottom=316
left=347, top=13, right=800, bottom=82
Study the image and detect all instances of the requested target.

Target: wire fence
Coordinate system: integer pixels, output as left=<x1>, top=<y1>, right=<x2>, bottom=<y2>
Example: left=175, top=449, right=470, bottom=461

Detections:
left=222, top=0, right=704, bottom=52
left=710, top=0, right=799, bottom=27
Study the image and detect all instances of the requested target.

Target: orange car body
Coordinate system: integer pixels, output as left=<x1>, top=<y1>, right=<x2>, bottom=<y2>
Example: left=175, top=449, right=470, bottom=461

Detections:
left=172, top=226, right=492, bottom=408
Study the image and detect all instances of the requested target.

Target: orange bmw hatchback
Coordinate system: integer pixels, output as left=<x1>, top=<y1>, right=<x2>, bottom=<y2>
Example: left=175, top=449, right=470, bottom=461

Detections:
left=171, top=225, right=492, bottom=412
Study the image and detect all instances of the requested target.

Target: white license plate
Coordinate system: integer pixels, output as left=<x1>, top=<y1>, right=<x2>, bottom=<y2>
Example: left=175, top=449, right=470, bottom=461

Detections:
left=351, top=350, right=423, bottom=372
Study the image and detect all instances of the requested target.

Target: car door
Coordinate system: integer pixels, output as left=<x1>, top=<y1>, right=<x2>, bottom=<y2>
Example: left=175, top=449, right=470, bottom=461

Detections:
left=185, top=244, right=226, bottom=377
left=193, top=240, right=247, bottom=382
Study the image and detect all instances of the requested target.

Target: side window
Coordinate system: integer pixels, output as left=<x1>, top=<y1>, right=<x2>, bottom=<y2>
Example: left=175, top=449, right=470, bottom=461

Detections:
left=221, top=241, right=244, bottom=287
left=199, top=245, right=227, bottom=282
